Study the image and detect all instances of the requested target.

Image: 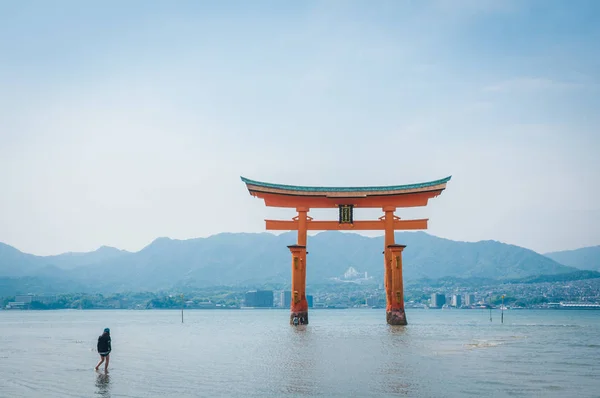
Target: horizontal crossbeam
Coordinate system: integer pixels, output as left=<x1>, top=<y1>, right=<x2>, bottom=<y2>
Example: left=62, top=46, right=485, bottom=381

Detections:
left=265, top=219, right=428, bottom=231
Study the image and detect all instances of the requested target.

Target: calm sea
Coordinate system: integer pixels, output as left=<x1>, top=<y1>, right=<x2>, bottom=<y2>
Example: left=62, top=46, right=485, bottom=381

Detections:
left=0, top=309, right=599, bottom=397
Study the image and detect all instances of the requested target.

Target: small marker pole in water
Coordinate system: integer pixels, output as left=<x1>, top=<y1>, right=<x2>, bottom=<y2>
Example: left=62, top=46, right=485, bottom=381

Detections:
left=181, top=294, right=184, bottom=324
left=489, top=293, right=492, bottom=322
left=501, top=295, right=505, bottom=324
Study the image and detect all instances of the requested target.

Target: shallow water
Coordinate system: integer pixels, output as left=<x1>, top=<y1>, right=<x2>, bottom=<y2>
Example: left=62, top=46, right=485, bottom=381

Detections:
left=0, top=309, right=599, bottom=397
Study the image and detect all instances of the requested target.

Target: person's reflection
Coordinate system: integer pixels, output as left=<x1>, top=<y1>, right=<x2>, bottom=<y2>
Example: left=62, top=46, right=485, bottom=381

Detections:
left=95, top=370, right=111, bottom=397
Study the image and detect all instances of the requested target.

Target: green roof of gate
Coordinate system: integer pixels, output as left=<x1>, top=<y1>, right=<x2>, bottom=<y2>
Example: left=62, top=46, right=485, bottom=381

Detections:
left=240, top=176, right=451, bottom=193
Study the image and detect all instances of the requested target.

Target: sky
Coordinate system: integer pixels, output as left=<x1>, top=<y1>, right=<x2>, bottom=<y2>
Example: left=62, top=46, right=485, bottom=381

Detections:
left=1, top=0, right=599, bottom=256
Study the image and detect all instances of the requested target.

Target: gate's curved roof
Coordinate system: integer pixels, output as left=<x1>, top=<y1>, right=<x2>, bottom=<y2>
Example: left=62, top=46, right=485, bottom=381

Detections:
left=240, top=176, right=451, bottom=198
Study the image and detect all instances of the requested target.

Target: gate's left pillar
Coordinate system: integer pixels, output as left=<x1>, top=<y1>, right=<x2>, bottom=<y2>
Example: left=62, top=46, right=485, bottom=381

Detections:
left=387, top=244, right=408, bottom=325
left=288, top=244, right=308, bottom=325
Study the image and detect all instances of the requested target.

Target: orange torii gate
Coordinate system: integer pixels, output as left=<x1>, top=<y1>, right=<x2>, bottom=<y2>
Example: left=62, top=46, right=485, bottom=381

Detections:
left=241, top=176, right=451, bottom=325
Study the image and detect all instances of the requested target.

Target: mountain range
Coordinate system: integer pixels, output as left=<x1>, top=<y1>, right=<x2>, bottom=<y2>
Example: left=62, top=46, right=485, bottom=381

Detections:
left=0, top=231, right=598, bottom=296
left=545, top=246, right=600, bottom=272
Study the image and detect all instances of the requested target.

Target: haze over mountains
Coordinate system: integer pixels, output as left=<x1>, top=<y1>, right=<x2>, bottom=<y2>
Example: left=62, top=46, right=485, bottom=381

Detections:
left=1, top=231, right=598, bottom=296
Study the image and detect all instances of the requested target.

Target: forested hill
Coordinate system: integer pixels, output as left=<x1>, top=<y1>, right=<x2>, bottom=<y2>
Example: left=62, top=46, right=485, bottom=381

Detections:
left=0, top=232, right=579, bottom=294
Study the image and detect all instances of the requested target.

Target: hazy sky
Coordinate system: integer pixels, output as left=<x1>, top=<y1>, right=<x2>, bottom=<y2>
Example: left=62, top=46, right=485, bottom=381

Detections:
left=1, top=0, right=599, bottom=256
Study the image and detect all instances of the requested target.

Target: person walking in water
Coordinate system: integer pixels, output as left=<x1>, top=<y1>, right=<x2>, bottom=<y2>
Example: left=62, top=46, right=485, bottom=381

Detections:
left=95, top=328, right=112, bottom=371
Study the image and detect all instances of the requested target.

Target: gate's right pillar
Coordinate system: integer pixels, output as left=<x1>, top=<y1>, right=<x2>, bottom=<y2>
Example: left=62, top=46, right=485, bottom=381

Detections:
left=383, top=206, right=408, bottom=325
left=387, top=244, right=407, bottom=325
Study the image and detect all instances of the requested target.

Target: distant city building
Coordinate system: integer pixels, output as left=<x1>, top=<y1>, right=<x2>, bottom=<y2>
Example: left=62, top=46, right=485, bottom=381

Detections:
left=244, top=290, right=274, bottom=307
left=5, top=302, right=26, bottom=309
left=343, top=267, right=366, bottom=279
left=366, top=296, right=380, bottom=307
left=280, top=291, right=291, bottom=308
left=430, top=293, right=446, bottom=308
left=451, top=294, right=462, bottom=308
left=7, top=294, right=58, bottom=309
left=15, top=295, right=33, bottom=304
left=330, top=266, right=373, bottom=284
left=35, top=295, right=57, bottom=304
left=280, top=291, right=312, bottom=308
left=464, top=294, right=476, bottom=306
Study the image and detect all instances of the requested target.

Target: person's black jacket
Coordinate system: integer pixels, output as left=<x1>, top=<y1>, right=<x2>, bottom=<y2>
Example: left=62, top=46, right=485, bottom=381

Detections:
left=97, top=333, right=111, bottom=354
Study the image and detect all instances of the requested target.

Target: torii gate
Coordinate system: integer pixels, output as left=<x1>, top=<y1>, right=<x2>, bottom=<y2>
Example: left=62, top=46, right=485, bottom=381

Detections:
left=241, top=176, right=451, bottom=325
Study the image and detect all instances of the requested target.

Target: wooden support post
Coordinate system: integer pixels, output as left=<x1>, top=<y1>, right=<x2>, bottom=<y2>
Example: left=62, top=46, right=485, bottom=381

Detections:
left=288, top=244, right=308, bottom=325
left=297, top=208, right=308, bottom=246
left=383, top=207, right=395, bottom=324
left=387, top=244, right=407, bottom=325
left=288, top=207, right=309, bottom=325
